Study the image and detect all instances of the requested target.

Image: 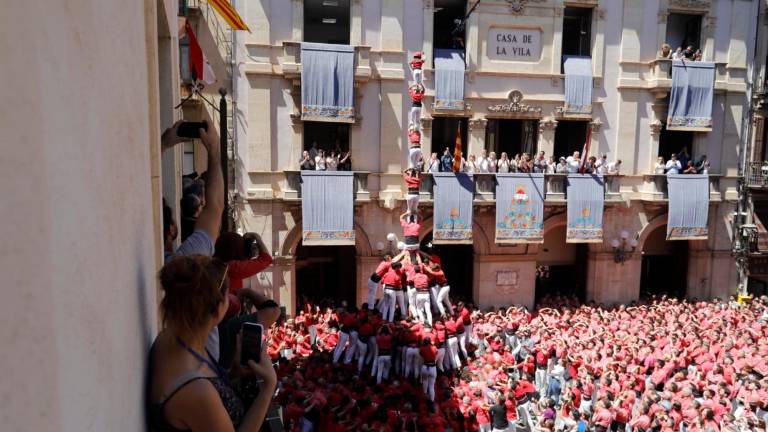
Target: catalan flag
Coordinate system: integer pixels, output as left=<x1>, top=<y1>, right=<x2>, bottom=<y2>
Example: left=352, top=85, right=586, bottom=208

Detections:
left=452, top=122, right=463, bottom=172
left=206, top=0, right=250, bottom=32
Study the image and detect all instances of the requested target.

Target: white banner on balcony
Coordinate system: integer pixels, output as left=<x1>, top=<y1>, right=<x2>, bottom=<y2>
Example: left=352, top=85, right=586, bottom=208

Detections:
left=434, top=49, right=465, bottom=110
left=300, top=171, right=355, bottom=245
left=495, top=173, right=545, bottom=244
left=563, top=56, right=592, bottom=115
left=433, top=173, right=474, bottom=245
left=667, top=60, right=714, bottom=131
left=667, top=174, right=709, bottom=240
left=566, top=175, right=604, bottom=243
left=300, top=43, right=355, bottom=123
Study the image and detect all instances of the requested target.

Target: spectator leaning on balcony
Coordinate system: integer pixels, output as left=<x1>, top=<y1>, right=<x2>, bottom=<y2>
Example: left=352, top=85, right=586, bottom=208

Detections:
left=654, top=156, right=666, bottom=174
left=683, top=160, right=698, bottom=174
left=477, top=149, right=490, bottom=173
left=487, top=151, right=498, bottom=173
left=606, top=159, right=622, bottom=175
left=427, top=152, right=441, bottom=173
left=440, top=147, right=454, bottom=172
left=299, top=150, right=315, bottom=170
left=665, top=153, right=682, bottom=174
left=556, top=157, right=569, bottom=173
left=566, top=151, right=581, bottom=173
left=696, top=155, right=710, bottom=174
left=497, top=152, right=512, bottom=173
left=314, top=149, right=327, bottom=171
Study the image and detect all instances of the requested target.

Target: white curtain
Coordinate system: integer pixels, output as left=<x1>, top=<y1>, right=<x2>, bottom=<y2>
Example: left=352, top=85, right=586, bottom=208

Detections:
left=434, top=49, right=466, bottom=110
left=667, top=174, right=709, bottom=240
left=563, top=56, right=593, bottom=115
left=566, top=174, right=604, bottom=243
left=301, top=43, right=355, bottom=122
left=301, top=171, right=355, bottom=245
left=667, top=60, right=715, bottom=131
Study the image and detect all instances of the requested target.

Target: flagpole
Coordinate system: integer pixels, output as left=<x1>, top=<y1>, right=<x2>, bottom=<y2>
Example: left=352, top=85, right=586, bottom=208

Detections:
left=579, top=125, right=592, bottom=174
left=219, top=88, right=231, bottom=233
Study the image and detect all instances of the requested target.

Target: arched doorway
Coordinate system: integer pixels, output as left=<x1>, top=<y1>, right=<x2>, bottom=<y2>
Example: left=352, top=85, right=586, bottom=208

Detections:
left=536, top=225, right=588, bottom=303
left=420, top=233, right=474, bottom=303
left=294, top=243, right=357, bottom=312
left=640, top=224, right=688, bottom=299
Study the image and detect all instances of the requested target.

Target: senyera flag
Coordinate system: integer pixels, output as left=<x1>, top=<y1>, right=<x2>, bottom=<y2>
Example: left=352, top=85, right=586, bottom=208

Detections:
left=452, top=122, right=463, bottom=172
left=578, top=125, right=592, bottom=174
left=185, top=21, right=216, bottom=85
left=207, top=0, right=250, bottom=32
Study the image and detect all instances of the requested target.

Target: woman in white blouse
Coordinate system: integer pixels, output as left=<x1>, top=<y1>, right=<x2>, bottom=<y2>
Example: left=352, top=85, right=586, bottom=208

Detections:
left=487, top=152, right=498, bottom=173
left=427, top=152, right=441, bottom=173
left=653, top=156, right=666, bottom=174
left=497, top=152, right=512, bottom=173
left=465, top=154, right=478, bottom=173
left=315, top=150, right=327, bottom=171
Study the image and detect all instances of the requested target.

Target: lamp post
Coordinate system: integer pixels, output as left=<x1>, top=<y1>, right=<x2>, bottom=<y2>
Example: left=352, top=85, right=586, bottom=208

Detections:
left=386, top=233, right=397, bottom=255
left=611, top=230, right=638, bottom=264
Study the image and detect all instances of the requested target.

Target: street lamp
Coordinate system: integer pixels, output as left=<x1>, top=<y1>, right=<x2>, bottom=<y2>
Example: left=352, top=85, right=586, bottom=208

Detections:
left=611, top=230, right=638, bottom=264
left=386, top=233, right=397, bottom=254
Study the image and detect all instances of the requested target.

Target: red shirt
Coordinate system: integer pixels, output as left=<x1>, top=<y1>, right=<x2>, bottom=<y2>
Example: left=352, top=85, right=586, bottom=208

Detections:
left=408, top=130, right=421, bottom=146
left=420, top=345, right=438, bottom=362
left=401, top=219, right=421, bottom=237
left=375, top=260, right=391, bottom=277
left=413, top=273, right=429, bottom=291
left=226, top=252, right=273, bottom=292
left=410, top=58, right=425, bottom=70
left=377, top=334, right=392, bottom=351
left=460, top=307, right=471, bottom=324
left=424, top=266, right=447, bottom=285
left=403, top=172, right=421, bottom=189
left=445, top=320, right=457, bottom=336
left=381, top=268, right=403, bottom=288
left=409, top=86, right=425, bottom=103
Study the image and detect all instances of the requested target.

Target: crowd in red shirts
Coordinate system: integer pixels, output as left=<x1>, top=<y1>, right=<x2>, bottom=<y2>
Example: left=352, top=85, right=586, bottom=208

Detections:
left=264, top=292, right=768, bottom=432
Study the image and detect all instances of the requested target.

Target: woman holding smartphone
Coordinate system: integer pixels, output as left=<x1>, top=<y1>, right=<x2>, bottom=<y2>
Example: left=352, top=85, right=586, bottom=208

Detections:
left=148, top=255, right=276, bottom=432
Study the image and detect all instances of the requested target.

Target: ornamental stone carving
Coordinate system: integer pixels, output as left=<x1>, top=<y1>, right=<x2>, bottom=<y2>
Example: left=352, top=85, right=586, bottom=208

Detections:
left=488, top=90, right=543, bottom=117
left=589, top=118, right=603, bottom=133
left=468, top=118, right=488, bottom=131
left=505, top=0, right=545, bottom=15
left=538, top=117, right=558, bottom=133
left=668, top=0, right=710, bottom=10
left=649, top=120, right=663, bottom=137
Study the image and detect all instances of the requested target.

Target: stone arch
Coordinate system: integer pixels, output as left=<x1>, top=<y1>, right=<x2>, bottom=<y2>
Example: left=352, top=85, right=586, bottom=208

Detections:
left=542, top=211, right=568, bottom=237
left=637, top=213, right=669, bottom=252
left=281, top=220, right=373, bottom=257
left=417, top=217, right=491, bottom=255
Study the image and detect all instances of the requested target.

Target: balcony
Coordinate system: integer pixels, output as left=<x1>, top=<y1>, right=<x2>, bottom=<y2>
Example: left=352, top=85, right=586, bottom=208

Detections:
left=183, top=0, right=231, bottom=88
left=283, top=170, right=370, bottom=202
left=281, top=42, right=372, bottom=84
left=641, top=174, right=722, bottom=201
left=647, top=59, right=728, bottom=98
left=746, top=162, right=768, bottom=189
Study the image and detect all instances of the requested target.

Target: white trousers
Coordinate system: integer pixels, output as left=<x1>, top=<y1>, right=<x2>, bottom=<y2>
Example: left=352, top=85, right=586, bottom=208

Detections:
left=376, top=355, right=391, bottom=384
left=535, top=368, right=547, bottom=392
left=415, top=291, right=432, bottom=325
left=308, top=324, right=317, bottom=345
left=436, top=347, right=446, bottom=372
left=332, top=331, right=351, bottom=363
left=421, top=365, right=437, bottom=401
left=406, top=193, right=419, bottom=214
left=409, top=147, right=423, bottom=169
left=366, top=277, right=379, bottom=310
left=446, top=336, right=461, bottom=369
left=356, top=338, right=368, bottom=372
left=436, top=285, right=453, bottom=316
left=368, top=338, right=378, bottom=376
left=383, top=288, right=405, bottom=322
left=409, top=106, right=421, bottom=129
left=342, top=331, right=359, bottom=364
left=406, top=286, right=418, bottom=318
left=405, top=346, right=421, bottom=379
left=458, top=332, right=468, bottom=358
left=412, top=68, right=423, bottom=84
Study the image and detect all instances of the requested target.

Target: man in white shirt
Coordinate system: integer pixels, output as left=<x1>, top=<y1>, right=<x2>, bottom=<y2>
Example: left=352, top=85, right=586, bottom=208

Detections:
left=566, top=151, right=581, bottom=173
left=595, top=154, right=608, bottom=175
left=665, top=153, right=682, bottom=174
left=606, top=159, right=622, bottom=175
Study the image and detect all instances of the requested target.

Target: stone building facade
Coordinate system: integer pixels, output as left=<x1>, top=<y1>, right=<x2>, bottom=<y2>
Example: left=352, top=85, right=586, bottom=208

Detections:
left=229, top=0, right=760, bottom=314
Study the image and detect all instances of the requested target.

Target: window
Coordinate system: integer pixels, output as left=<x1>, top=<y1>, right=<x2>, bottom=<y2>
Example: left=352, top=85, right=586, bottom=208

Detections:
left=554, top=120, right=588, bottom=160
left=658, top=123, right=694, bottom=162
left=432, top=117, right=469, bottom=158
left=561, top=7, right=592, bottom=69
left=485, top=119, right=539, bottom=158
left=304, top=0, right=350, bottom=45
left=434, top=0, right=467, bottom=53
left=665, top=13, right=702, bottom=53
left=303, top=121, right=351, bottom=170
left=183, top=142, right=196, bottom=175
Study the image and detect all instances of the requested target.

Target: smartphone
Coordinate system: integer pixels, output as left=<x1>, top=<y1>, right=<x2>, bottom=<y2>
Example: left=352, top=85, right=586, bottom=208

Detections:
left=241, top=322, right=263, bottom=365
left=176, top=121, right=208, bottom=139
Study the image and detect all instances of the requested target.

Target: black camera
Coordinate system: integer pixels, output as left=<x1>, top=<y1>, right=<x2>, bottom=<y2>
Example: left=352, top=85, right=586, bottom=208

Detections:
left=243, top=233, right=259, bottom=258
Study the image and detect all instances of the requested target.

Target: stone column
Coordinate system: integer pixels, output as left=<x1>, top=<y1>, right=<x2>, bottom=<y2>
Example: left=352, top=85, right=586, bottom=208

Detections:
left=350, top=0, right=362, bottom=46
left=468, top=117, right=487, bottom=157
left=291, top=0, right=303, bottom=42
left=357, top=256, right=380, bottom=307
left=537, top=117, right=557, bottom=157
left=422, top=0, right=434, bottom=62
left=420, top=117, right=433, bottom=161
left=270, top=256, right=297, bottom=317
left=586, top=252, right=642, bottom=306
left=551, top=5, right=564, bottom=77
left=588, top=118, right=602, bottom=159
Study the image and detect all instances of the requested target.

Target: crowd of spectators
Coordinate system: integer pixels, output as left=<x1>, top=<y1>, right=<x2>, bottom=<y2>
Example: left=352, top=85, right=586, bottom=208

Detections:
left=299, top=141, right=352, bottom=171
left=654, top=149, right=710, bottom=175
left=269, top=294, right=768, bottom=432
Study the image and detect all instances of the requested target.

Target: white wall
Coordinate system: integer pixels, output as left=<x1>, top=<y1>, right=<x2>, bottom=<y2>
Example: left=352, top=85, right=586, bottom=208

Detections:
left=0, top=1, right=163, bottom=430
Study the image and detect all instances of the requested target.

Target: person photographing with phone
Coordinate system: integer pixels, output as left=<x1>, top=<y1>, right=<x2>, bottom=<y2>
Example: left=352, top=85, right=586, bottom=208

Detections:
left=148, top=255, right=276, bottom=432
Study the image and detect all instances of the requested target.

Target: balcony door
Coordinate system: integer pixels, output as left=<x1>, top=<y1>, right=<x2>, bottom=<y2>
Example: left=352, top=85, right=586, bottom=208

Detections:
left=304, top=0, right=350, bottom=45
left=485, top=119, right=538, bottom=158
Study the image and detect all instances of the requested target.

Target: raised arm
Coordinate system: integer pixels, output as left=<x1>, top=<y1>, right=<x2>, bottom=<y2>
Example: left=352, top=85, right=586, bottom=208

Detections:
left=194, top=112, right=224, bottom=242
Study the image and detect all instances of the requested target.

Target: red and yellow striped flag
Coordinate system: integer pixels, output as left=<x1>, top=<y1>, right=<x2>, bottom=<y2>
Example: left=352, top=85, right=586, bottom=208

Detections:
left=207, top=0, right=250, bottom=32
left=452, top=122, right=463, bottom=172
